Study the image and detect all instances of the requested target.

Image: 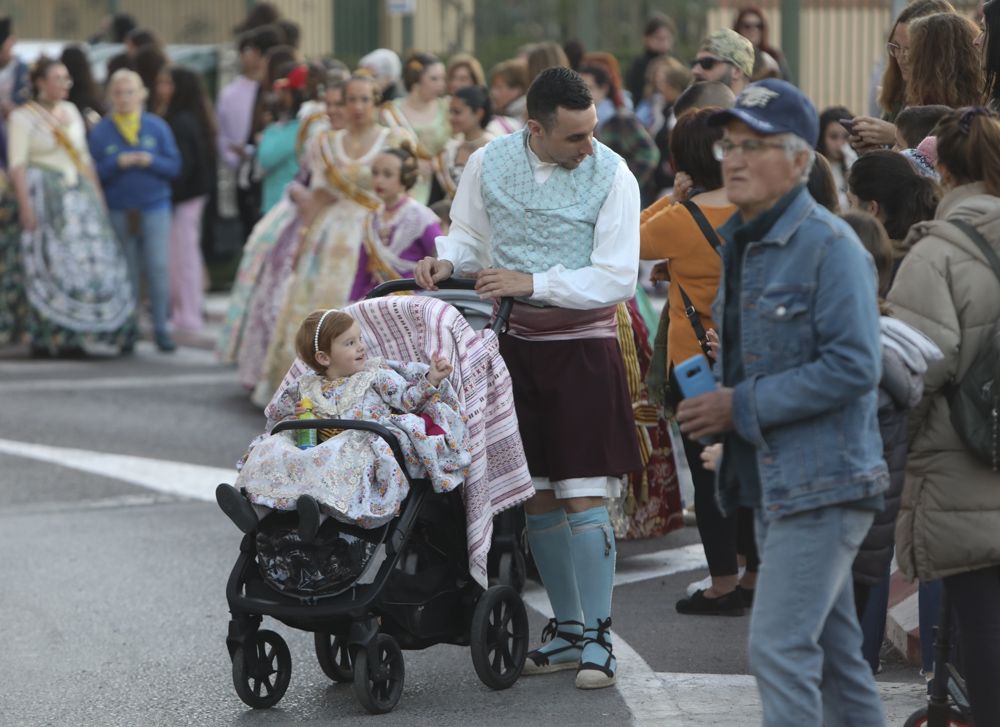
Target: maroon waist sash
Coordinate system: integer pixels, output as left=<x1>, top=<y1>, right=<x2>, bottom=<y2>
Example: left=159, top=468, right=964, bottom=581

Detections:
left=502, top=301, right=618, bottom=341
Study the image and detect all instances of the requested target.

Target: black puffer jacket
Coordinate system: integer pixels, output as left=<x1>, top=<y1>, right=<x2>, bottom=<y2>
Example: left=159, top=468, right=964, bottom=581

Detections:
left=852, top=341, right=924, bottom=586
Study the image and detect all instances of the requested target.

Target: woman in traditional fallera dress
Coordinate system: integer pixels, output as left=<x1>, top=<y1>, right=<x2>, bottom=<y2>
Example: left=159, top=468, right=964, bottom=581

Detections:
left=350, top=142, right=440, bottom=301
left=6, top=58, right=135, bottom=356
left=431, top=85, right=494, bottom=203
left=242, top=75, right=410, bottom=406
left=381, top=52, right=451, bottom=205
left=216, top=78, right=341, bottom=364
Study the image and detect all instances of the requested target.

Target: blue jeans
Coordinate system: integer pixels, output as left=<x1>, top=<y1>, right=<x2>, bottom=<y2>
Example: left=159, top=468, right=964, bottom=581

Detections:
left=109, top=207, right=172, bottom=340
left=749, top=505, right=885, bottom=726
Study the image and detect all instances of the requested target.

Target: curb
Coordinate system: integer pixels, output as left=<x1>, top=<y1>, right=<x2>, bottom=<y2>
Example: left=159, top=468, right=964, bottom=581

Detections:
left=886, top=568, right=921, bottom=665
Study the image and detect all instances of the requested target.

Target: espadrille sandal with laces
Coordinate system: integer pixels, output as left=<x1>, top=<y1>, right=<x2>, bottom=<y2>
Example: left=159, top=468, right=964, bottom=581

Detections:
left=522, top=618, right=584, bottom=675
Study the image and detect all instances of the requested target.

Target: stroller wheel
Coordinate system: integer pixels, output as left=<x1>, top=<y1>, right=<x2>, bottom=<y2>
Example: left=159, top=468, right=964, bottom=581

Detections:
left=231, top=629, right=291, bottom=709
left=315, top=632, right=354, bottom=683
left=470, top=585, right=528, bottom=690
left=497, top=549, right=526, bottom=593
left=353, top=633, right=405, bottom=714
left=902, top=705, right=971, bottom=727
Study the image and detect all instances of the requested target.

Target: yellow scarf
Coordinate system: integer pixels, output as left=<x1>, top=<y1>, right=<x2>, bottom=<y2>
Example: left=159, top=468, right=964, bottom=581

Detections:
left=112, top=112, right=140, bottom=146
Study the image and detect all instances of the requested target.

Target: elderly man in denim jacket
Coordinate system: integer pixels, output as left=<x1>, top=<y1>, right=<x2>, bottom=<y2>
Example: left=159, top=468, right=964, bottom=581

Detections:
left=677, top=79, right=889, bottom=726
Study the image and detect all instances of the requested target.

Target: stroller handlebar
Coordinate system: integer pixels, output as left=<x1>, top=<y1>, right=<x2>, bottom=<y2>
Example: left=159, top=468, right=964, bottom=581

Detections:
left=364, top=278, right=514, bottom=334
left=270, top=419, right=410, bottom=477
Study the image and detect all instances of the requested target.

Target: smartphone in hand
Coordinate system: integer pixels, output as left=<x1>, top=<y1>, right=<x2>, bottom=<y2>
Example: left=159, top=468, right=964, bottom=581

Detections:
left=674, top=354, right=720, bottom=445
left=674, top=354, right=718, bottom=400
left=839, top=118, right=856, bottom=135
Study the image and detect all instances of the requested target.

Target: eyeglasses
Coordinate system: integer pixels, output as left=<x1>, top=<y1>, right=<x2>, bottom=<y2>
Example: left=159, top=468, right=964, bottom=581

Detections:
left=740, top=21, right=763, bottom=30
left=886, top=42, right=910, bottom=60
left=713, top=138, right=790, bottom=161
left=691, top=56, right=732, bottom=71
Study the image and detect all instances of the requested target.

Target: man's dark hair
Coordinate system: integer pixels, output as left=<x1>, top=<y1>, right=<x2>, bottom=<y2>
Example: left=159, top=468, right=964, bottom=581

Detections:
left=895, top=104, right=951, bottom=148
left=645, top=12, right=677, bottom=37
left=526, top=66, right=592, bottom=129
left=277, top=18, right=300, bottom=48
left=673, top=81, right=737, bottom=119
left=110, top=13, right=137, bottom=43
left=239, top=24, right=283, bottom=54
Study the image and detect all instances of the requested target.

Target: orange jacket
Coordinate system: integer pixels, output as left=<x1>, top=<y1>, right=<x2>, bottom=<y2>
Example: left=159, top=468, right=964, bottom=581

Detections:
left=640, top=197, right=736, bottom=367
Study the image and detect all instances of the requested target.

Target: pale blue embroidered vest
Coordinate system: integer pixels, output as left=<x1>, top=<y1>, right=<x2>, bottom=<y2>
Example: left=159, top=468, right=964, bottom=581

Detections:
left=480, top=129, right=620, bottom=274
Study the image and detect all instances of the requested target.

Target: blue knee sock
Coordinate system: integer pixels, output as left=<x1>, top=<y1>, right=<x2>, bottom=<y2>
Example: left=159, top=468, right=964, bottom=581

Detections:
left=568, top=506, right=616, bottom=671
left=526, top=509, right=584, bottom=658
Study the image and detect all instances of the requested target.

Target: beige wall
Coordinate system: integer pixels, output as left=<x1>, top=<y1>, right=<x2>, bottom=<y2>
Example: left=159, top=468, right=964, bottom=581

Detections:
left=2, top=0, right=471, bottom=61
left=707, top=5, right=888, bottom=116
left=708, top=0, right=982, bottom=117
left=384, top=0, right=475, bottom=58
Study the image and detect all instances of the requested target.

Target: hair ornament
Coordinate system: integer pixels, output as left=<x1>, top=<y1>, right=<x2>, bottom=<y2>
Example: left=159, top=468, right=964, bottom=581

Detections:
left=958, top=106, right=993, bottom=135
left=314, top=309, right=337, bottom=353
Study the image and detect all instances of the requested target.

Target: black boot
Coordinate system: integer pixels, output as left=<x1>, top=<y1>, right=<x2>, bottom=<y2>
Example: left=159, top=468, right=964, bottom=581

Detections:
left=215, top=484, right=258, bottom=534
left=297, top=494, right=321, bottom=543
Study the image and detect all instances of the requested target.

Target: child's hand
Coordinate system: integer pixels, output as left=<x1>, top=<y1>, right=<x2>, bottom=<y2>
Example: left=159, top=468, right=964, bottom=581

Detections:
left=649, top=260, right=671, bottom=284
left=701, top=443, right=723, bottom=472
left=670, top=172, right=693, bottom=204
left=706, top=328, right=720, bottom=362
left=427, top=355, right=452, bottom=387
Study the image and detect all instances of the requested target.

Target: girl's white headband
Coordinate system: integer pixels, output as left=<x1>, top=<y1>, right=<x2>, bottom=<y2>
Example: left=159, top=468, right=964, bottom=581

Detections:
left=314, top=309, right=338, bottom=353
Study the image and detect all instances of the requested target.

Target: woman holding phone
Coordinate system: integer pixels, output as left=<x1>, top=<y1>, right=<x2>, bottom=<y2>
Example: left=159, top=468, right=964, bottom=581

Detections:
left=849, top=0, right=956, bottom=152
left=639, top=107, right=758, bottom=616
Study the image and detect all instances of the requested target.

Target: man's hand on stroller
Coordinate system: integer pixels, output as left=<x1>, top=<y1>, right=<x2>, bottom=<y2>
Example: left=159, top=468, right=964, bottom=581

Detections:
left=414, top=257, right=454, bottom=290
left=475, top=268, right=533, bottom=299
left=427, top=355, right=453, bottom=387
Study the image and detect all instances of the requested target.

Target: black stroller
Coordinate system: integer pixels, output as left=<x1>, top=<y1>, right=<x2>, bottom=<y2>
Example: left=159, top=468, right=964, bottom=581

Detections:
left=903, top=592, right=973, bottom=727
left=222, top=281, right=531, bottom=715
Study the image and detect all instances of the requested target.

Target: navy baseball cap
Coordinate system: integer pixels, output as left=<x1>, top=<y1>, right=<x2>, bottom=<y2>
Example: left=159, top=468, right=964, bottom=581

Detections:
left=708, top=78, right=819, bottom=148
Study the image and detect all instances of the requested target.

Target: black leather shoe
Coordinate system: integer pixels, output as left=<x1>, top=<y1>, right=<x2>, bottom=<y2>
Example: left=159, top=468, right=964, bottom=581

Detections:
left=737, top=585, right=755, bottom=608
left=676, top=588, right=746, bottom=617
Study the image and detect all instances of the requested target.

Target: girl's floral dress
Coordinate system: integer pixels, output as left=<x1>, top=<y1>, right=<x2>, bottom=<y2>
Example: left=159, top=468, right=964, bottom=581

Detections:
left=235, top=357, right=470, bottom=528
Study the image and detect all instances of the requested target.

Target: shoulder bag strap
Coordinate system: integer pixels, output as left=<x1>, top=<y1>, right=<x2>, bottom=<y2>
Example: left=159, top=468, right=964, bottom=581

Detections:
left=675, top=200, right=723, bottom=358
left=680, top=199, right=723, bottom=255
left=950, top=219, right=1000, bottom=287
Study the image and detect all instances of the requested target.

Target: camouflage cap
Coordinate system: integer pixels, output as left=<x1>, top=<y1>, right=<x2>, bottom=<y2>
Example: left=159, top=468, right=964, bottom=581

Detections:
left=699, top=29, right=755, bottom=79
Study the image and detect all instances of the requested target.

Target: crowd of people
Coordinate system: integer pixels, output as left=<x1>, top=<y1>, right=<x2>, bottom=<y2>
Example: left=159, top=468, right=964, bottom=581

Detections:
left=1, top=0, right=999, bottom=723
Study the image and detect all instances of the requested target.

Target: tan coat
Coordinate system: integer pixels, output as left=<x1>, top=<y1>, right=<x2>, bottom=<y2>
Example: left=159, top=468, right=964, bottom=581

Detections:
left=888, top=182, right=1000, bottom=581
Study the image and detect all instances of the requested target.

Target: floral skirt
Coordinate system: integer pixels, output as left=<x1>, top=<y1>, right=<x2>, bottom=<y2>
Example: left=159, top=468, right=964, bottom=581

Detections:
left=12, top=168, right=135, bottom=352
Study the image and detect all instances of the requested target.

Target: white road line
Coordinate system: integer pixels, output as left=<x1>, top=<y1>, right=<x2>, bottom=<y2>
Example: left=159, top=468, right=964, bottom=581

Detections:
left=0, top=372, right=238, bottom=393
left=615, top=544, right=707, bottom=586
left=0, top=438, right=234, bottom=501
left=523, top=572, right=925, bottom=724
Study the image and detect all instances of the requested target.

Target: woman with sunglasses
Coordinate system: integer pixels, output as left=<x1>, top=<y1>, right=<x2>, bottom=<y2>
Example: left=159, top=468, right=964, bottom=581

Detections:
left=732, top=5, right=791, bottom=81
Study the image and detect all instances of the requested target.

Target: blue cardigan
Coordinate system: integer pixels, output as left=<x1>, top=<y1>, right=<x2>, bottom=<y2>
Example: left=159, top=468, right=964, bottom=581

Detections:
left=89, top=112, right=181, bottom=211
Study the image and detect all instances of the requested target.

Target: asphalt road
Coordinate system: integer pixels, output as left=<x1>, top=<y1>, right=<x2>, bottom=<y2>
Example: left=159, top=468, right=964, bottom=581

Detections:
left=0, top=342, right=926, bottom=726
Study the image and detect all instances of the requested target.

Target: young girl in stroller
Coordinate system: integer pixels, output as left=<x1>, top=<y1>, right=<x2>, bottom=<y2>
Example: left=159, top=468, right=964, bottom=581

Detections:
left=216, top=308, right=472, bottom=540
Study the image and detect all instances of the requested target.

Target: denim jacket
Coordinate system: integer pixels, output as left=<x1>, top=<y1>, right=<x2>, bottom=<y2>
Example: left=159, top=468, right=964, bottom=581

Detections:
left=713, top=187, right=889, bottom=520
